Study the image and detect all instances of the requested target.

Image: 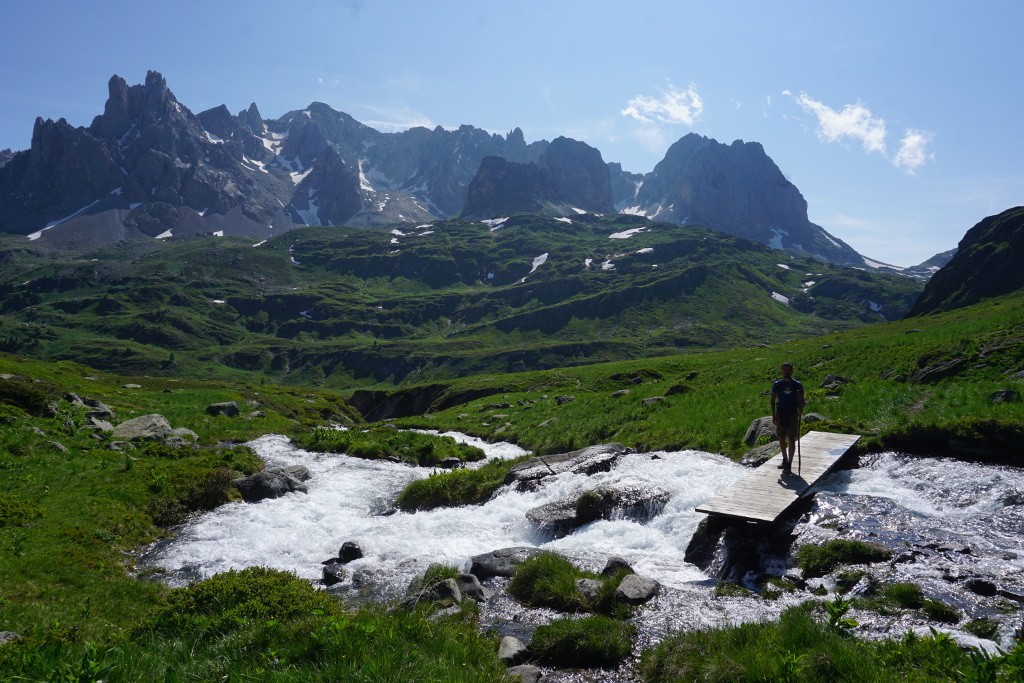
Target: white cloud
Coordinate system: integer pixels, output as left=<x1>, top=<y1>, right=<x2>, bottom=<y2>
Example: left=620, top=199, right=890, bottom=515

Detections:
left=790, top=91, right=887, bottom=155
left=894, top=128, right=935, bottom=174
left=622, top=82, right=703, bottom=126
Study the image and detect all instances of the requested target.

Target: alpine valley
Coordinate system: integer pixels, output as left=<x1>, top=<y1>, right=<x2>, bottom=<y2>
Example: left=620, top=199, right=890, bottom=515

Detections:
left=2, top=72, right=1024, bottom=683
left=0, top=71, right=941, bottom=386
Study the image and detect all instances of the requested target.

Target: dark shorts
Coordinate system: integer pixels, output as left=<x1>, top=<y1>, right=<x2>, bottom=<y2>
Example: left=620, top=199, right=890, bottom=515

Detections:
left=777, top=411, right=800, bottom=441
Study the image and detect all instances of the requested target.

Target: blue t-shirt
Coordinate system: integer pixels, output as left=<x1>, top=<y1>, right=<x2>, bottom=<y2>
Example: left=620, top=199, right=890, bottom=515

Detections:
left=772, top=378, right=804, bottom=413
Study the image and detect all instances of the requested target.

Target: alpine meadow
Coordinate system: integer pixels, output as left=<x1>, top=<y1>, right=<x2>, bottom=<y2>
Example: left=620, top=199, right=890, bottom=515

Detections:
left=0, top=60, right=1023, bottom=683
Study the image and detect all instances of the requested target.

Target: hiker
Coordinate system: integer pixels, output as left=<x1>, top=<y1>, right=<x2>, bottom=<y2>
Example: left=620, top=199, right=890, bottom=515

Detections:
left=771, top=362, right=805, bottom=473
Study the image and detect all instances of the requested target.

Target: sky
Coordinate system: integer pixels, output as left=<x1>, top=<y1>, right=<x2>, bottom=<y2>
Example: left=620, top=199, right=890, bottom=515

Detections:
left=1, top=1, right=1022, bottom=267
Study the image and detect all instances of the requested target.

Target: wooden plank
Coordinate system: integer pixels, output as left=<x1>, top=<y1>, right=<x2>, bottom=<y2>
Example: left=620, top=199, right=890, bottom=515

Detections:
left=695, top=431, right=860, bottom=524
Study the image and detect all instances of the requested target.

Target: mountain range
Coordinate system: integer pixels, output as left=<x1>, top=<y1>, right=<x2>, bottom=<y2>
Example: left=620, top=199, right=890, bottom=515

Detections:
left=0, top=71, right=941, bottom=273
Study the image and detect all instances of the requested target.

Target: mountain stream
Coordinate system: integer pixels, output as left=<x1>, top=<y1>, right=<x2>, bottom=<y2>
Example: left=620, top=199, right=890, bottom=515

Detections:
left=141, top=432, right=1024, bottom=676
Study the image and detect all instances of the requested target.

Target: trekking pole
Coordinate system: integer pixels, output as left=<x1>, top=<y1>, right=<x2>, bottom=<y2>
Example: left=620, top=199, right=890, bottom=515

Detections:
left=797, top=412, right=802, bottom=475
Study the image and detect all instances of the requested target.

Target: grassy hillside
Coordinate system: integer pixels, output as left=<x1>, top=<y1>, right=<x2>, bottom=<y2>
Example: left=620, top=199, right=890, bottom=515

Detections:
left=0, top=214, right=921, bottom=388
left=368, top=291, right=1024, bottom=459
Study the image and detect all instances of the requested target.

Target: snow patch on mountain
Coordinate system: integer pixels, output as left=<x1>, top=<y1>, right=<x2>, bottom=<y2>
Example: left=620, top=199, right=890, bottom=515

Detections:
left=482, top=217, right=509, bottom=231
left=610, top=226, right=647, bottom=239
left=522, top=253, right=549, bottom=282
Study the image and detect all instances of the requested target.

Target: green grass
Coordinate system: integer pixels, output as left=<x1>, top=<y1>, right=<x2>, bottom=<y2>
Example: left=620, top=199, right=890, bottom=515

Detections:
left=1, top=568, right=514, bottom=682
left=796, top=540, right=893, bottom=578
left=507, top=552, right=632, bottom=618
left=530, top=614, right=637, bottom=669
left=293, top=426, right=485, bottom=466
left=394, top=455, right=529, bottom=511
left=638, top=603, right=1023, bottom=682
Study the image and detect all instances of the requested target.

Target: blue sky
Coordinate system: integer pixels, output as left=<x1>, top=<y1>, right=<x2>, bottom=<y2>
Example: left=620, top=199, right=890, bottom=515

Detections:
left=2, top=0, right=1022, bottom=267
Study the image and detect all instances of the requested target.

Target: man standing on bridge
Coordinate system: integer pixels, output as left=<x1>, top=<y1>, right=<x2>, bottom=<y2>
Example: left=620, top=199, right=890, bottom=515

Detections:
left=771, top=362, right=806, bottom=473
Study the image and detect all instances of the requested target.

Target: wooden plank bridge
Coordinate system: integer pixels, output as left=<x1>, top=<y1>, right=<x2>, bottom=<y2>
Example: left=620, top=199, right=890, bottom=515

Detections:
left=695, top=431, right=861, bottom=524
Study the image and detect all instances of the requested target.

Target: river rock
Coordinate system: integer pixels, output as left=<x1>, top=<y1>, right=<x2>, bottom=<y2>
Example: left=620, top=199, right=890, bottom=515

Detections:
left=469, top=547, right=545, bottom=579
left=573, top=578, right=601, bottom=603
left=233, top=468, right=308, bottom=502
left=503, top=443, right=631, bottom=491
left=112, top=414, right=172, bottom=441
left=525, top=484, right=670, bottom=539
left=0, top=631, right=18, bottom=645
left=338, top=540, right=363, bottom=562
left=404, top=577, right=462, bottom=608
left=206, top=401, right=240, bottom=417
left=507, top=665, right=541, bottom=683
left=498, top=635, right=529, bottom=665
left=602, top=556, right=634, bottom=576
left=322, top=559, right=346, bottom=586
left=456, top=573, right=488, bottom=602
left=615, top=573, right=660, bottom=604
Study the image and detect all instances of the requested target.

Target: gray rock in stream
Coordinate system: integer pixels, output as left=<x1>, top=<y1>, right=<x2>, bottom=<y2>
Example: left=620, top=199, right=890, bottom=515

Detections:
left=469, top=547, right=546, bottom=579
left=525, top=484, right=670, bottom=539
left=233, top=468, right=308, bottom=502
left=503, top=443, right=632, bottom=491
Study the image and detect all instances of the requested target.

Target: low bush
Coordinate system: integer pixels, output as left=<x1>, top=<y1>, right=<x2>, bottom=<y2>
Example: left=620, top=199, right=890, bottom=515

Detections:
left=142, top=566, right=340, bottom=639
left=530, top=615, right=636, bottom=668
left=796, top=539, right=892, bottom=578
left=0, top=492, right=42, bottom=527
left=0, top=375, right=58, bottom=416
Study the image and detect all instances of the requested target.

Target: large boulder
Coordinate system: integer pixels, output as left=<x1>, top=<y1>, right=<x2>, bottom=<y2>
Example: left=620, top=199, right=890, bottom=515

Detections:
left=615, top=573, right=660, bottom=604
left=526, top=484, right=670, bottom=539
left=469, top=547, right=545, bottom=580
left=744, top=416, right=776, bottom=446
left=233, top=468, right=308, bottom=503
left=504, top=443, right=631, bottom=491
left=111, top=414, right=172, bottom=441
left=206, top=401, right=240, bottom=417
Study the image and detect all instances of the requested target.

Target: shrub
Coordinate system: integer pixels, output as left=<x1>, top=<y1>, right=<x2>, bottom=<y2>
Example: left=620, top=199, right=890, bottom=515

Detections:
left=530, top=615, right=635, bottom=668
left=0, top=376, right=57, bottom=416
left=143, top=567, right=340, bottom=639
left=796, top=539, right=892, bottom=578
left=0, top=493, right=43, bottom=527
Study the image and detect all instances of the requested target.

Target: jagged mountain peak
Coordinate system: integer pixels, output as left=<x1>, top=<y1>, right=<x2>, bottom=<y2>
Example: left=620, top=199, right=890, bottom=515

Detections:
left=0, top=70, right=895, bottom=268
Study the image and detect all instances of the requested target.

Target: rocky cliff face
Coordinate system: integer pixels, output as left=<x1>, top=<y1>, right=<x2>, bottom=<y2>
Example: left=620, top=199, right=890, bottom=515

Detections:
left=610, top=133, right=863, bottom=265
left=1, top=71, right=880, bottom=267
left=462, top=136, right=613, bottom=218
left=908, top=206, right=1024, bottom=315
left=0, top=72, right=550, bottom=247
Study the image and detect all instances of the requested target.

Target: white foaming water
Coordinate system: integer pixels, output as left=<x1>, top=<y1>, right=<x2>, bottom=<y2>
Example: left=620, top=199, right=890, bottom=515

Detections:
left=817, top=452, right=1024, bottom=519
left=147, top=435, right=741, bottom=591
